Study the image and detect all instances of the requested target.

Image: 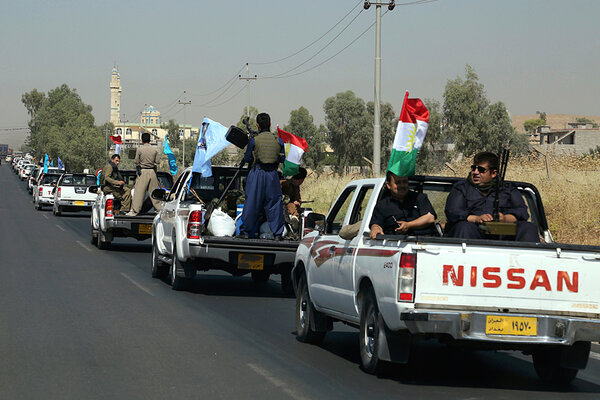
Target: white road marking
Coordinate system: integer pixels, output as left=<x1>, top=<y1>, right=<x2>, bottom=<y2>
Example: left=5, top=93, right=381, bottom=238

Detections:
left=247, top=363, right=310, bottom=400
left=121, top=273, right=155, bottom=297
left=75, top=240, right=93, bottom=252
left=590, top=352, right=600, bottom=361
left=55, top=224, right=65, bottom=232
left=42, top=214, right=49, bottom=219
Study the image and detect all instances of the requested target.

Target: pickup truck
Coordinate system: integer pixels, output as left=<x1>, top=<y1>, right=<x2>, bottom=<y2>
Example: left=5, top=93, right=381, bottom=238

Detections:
left=90, top=169, right=173, bottom=249
left=150, top=166, right=306, bottom=293
left=33, top=173, right=62, bottom=210
left=293, top=175, right=600, bottom=383
left=52, top=173, right=98, bottom=216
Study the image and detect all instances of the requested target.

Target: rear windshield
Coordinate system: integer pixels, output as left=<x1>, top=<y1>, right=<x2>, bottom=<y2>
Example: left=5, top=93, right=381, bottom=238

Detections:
left=185, top=171, right=247, bottom=202
left=25, top=165, right=35, bottom=170
left=61, top=174, right=96, bottom=186
left=120, top=173, right=173, bottom=190
left=41, top=174, right=60, bottom=185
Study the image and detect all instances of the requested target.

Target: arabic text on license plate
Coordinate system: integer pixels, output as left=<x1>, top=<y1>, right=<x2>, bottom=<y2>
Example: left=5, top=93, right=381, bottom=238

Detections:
left=75, top=201, right=85, bottom=206
left=237, top=253, right=264, bottom=270
left=485, top=315, right=537, bottom=336
left=138, top=224, right=152, bottom=234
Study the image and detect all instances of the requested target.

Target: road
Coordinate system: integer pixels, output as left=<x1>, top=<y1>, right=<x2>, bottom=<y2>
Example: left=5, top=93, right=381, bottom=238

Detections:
left=2, top=163, right=600, bottom=399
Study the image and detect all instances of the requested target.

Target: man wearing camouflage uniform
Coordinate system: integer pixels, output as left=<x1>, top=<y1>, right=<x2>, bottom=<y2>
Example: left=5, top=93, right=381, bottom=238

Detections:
left=101, top=154, right=132, bottom=213
left=126, top=132, right=162, bottom=216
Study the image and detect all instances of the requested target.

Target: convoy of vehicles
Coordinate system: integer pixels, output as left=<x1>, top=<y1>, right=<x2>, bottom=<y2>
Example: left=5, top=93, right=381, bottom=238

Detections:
left=6, top=153, right=600, bottom=385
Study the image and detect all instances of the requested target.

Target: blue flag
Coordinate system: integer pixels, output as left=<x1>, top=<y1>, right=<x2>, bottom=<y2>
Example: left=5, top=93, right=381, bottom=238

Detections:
left=164, top=138, right=178, bottom=176
left=58, top=157, right=64, bottom=170
left=50, top=160, right=54, bottom=167
left=43, top=154, right=49, bottom=173
left=191, top=117, right=230, bottom=178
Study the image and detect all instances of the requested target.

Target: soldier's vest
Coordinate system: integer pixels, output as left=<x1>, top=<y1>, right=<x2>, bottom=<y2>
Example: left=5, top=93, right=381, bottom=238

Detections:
left=253, top=132, right=281, bottom=164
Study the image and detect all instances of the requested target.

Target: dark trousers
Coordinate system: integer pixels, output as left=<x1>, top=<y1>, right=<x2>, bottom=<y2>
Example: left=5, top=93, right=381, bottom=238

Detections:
left=240, top=168, right=284, bottom=237
left=447, top=220, right=539, bottom=243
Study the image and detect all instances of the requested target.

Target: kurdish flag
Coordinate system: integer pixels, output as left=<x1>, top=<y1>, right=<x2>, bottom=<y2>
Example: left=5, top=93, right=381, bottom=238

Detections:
left=387, top=91, right=429, bottom=177
left=277, top=127, right=308, bottom=177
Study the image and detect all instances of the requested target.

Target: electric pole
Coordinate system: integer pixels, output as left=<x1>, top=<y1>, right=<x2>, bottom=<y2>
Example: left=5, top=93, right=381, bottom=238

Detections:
left=178, top=91, right=191, bottom=168
left=239, top=63, right=257, bottom=118
left=364, top=0, right=395, bottom=177
left=104, top=128, right=111, bottom=159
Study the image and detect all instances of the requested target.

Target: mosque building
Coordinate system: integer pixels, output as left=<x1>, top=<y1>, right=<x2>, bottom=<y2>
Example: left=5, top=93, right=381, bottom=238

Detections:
left=109, top=67, right=197, bottom=149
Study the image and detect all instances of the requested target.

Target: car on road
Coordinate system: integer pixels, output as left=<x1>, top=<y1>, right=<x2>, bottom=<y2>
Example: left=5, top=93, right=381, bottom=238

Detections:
left=52, top=173, right=98, bottom=216
left=27, top=167, right=39, bottom=193
left=33, top=173, right=61, bottom=210
left=19, top=164, right=35, bottom=181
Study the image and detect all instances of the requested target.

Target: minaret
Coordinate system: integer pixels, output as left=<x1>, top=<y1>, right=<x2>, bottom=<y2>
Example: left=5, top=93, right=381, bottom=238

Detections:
left=110, top=66, right=122, bottom=124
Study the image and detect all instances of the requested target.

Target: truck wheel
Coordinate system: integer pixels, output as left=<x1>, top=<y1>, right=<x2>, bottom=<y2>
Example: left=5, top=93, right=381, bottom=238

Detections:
left=151, top=238, right=168, bottom=279
left=53, top=205, right=62, bottom=216
left=251, top=270, right=270, bottom=284
left=359, top=287, right=384, bottom=374
left=97, top=230, right=111, bottom=250
left=533, top=347, right=579, bottom=384
left=296, top=274, right=326, bottom=345
left=280, top=267, right=294, bottom=296
left=170, top=243, right=189, bottom=291
left=90, top=225, right=98, bottom=246
left=35, top=201, right=42, bottom=211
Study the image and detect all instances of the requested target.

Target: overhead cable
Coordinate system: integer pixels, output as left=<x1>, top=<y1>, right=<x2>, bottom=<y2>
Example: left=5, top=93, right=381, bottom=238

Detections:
left=188, top=65, right=246, bottom=97
left=249, top=0, right=363, bottom=66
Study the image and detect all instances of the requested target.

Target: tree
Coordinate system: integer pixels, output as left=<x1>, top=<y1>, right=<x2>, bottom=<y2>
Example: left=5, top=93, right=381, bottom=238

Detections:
left=284, top=107, right=326, bottom=172
left=323, top=91, right=371, bottom=172
left=443, top=65, right=529, bottom=156
left=523, top=118, right=545, bottom=133
left=575, top=117, right=599, bottom=128
left=161, top=119, right=181, bottom=148
left=236, top=106, right=259, bottom=133
left=415, top=98, right=452, bottom=173
left=23, top=84, right=105, bottom=171
left=366, top=100, right=396, bottom=169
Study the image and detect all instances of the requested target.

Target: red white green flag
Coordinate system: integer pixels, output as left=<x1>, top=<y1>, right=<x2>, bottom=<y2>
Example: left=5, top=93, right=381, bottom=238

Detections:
left=387, top=91, right=429, bottom=177
left=277, top=127, right=309, bottom=177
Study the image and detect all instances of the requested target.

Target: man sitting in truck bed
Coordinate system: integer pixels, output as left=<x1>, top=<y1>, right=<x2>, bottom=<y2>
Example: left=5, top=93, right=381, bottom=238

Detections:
left=369, top=171, right=437, bottom=239
left=444, top=151, right=539, bottom=242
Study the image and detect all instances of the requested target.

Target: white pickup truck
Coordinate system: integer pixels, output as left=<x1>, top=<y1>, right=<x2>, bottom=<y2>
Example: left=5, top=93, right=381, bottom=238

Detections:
left=52, top=173, right=98, bottom=216
left=150, top=166, right=307, bottom=293
left=90, top=169, right=173, bottom=249
left=293, top=176, right=600, bottom=383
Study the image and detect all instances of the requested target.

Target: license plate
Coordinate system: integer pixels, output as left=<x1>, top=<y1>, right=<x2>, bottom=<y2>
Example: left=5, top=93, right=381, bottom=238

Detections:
left=75, top=201, right=85, bottom=206
left=485, top=315, right=537, bottom=336
left=237, top=253, right=264, bottom=270
left=138, top=224, right=152, bottom=234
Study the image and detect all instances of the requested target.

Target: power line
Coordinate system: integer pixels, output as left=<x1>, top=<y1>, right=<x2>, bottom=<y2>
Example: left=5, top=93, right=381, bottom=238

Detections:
left=260, top=10, right=389, bottom=80
left=248, top=0, right=363, bottom=66
left=260, top=8, right=365, bottom=79
left=188, top=65, right=246, bottom=97
left=202, top=83, right=247, bottom=108
left=191, top=78, right=242, bottom=108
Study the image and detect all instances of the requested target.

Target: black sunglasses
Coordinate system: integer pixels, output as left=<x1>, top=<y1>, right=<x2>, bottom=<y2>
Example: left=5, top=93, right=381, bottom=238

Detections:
left=470, top=165, right=488, bottom=173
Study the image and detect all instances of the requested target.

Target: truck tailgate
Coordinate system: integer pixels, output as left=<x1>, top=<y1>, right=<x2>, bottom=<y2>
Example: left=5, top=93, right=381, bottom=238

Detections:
left=414, top=243, right=600, bottom=318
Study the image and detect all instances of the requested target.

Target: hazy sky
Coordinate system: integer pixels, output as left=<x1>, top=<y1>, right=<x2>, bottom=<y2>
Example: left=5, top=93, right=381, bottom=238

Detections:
left=1, top=0, right=599, bottom=149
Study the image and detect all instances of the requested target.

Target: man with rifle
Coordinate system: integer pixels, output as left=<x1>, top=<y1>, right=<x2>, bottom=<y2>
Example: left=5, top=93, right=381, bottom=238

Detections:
left=280, top=166, right=307, bottom=231
left=444, top=151, right=539, bottom=242
left=100, top=154, right=132, bottom=213
left=238, top=112, right=286, bottom=240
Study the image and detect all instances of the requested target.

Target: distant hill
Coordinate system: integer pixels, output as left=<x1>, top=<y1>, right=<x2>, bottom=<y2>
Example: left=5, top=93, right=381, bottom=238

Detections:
left=512, top=114, right=600, bottom=133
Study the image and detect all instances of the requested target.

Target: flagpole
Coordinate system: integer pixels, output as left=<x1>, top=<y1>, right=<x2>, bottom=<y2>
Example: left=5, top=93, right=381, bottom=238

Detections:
left=178, top=91, right=191, bottom=169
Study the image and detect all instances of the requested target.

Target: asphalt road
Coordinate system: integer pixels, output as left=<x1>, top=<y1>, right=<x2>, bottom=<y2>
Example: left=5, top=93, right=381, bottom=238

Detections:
left=2, top=163, right=600, bottom=399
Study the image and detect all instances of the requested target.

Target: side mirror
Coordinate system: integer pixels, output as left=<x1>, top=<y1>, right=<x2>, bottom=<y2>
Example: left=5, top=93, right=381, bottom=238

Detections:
left=304, top=213, right=326, bottom=234
left=151, top=188, right=167, bottom=201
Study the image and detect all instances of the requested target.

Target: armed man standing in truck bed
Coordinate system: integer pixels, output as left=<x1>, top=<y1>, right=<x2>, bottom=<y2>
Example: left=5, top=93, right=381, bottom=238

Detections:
left=238, top=112, right=286, bottom=239
left=126, top=132, right=162, bottom=216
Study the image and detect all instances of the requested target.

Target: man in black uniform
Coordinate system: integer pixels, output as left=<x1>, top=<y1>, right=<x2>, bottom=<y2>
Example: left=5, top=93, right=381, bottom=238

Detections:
left=444, top=151, right=539, bottom=242
left=239, top=113, right=286, bottom=239
left=369, top=171, right=436, bottom=239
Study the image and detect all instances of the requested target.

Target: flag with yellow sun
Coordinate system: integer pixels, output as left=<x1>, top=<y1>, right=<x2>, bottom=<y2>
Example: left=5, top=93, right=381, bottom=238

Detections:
left=387, top=91, right=430, bottom=177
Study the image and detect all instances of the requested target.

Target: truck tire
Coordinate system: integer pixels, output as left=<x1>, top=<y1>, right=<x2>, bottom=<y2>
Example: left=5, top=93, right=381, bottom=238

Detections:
left=35, top=201, right=42, bottom=211
left=533, top=347, right=579, bottom=384
left=170, top=243, right=189, bottom=291
left=295, top=274, right=326, bottom=345
left=53, top=204, right=62, bottom=216
left=359, top=287, right=384, bottom=374
left=251, top=271, right=270, bottom=283
left=280, top=267, right=294, bottom=296
left=90, top=225, right=98, bottom=246
left=97, top=230, right=111, bottom=250
left=151, top=238, right=168, bottom=279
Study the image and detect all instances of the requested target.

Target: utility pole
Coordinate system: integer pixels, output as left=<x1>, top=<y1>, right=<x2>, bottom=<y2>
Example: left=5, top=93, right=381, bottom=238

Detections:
left=239, top=63, right=257, bottom=118
left=364, top=0, right=395, bottom=176
left=178, top=91, right=191, bottom=168
left=103, top=128, right=111, bottom=159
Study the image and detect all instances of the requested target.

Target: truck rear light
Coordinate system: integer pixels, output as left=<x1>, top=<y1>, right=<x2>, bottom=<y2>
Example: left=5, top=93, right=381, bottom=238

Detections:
left=57, top=188, right=61, bottom=198
left=105, top=198, right=114, bottom=218
left=39, top=187, right=43, bottom=197
left=398, top=253, right=416, bottom=302
left=187, top=210, right=203, bottom=239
